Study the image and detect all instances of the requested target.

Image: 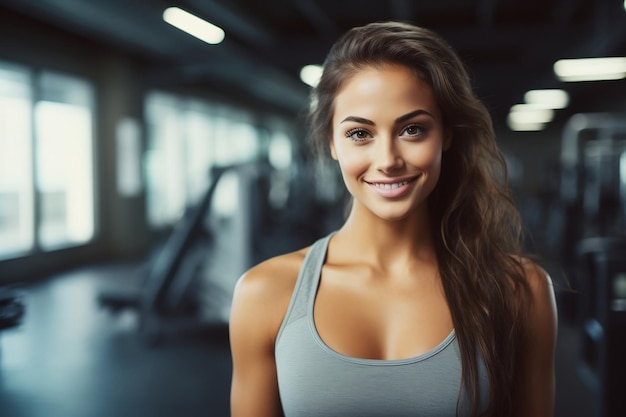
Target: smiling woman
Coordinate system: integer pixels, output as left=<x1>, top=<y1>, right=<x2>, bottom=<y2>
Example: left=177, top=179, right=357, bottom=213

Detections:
left=229, top=21, right=557, bottom=417
left=329, top=65, right=448, bottom=221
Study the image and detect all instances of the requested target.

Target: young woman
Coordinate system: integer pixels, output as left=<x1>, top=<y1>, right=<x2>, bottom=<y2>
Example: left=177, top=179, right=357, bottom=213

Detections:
left=229, top=21, right=557, bottom=417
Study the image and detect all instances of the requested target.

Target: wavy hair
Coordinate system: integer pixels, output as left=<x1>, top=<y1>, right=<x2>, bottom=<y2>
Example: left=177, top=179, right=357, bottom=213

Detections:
left=308, top=21, right=531, bottom=417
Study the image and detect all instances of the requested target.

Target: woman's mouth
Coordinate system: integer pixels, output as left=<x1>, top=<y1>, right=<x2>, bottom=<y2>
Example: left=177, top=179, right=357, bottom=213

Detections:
left=365, top=176, right=419, bottom=198
left=369, top=177, right=415, bottom=189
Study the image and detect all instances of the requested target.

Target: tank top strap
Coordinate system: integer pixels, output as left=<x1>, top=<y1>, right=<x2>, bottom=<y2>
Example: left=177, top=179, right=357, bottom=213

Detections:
left=275, top=233, right=332, bottom=345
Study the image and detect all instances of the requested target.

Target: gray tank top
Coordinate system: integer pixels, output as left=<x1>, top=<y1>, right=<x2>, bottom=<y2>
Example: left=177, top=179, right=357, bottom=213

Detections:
left=275, top=233, right=489, bottom=417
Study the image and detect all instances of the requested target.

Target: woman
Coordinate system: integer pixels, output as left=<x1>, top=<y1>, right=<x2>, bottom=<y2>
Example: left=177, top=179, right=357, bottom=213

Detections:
left=229, top=21, right=557, bottom=417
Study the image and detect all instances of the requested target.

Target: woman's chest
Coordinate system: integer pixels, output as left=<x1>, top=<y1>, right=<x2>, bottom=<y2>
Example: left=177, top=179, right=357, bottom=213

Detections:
left=276, top=318, right=472, bottom=417
left=313, top=270, right=453, bottom=361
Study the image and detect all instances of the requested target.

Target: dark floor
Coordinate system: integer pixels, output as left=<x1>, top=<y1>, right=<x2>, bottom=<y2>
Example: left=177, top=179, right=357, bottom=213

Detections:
left=0, top=263, right=232, bottom=417
left=0, top=262, right=599, bottom=417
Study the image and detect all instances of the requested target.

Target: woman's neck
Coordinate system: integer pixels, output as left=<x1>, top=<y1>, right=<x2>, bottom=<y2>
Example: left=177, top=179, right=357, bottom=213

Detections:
left=332, top=202, right=438, bottom=274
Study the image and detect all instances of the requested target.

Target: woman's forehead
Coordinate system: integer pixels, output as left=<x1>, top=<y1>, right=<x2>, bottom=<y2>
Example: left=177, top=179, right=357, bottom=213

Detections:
left=332, top=65, right=441, bottom=122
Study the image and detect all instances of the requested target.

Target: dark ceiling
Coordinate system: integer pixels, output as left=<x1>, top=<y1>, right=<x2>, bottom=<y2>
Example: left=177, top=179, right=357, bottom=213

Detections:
left=1, top=0, right=626, bottom=125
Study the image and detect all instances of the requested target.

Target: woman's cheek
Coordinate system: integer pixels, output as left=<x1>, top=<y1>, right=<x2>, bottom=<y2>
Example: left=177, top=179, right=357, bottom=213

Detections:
left=337, top=148, right=368, bottom=173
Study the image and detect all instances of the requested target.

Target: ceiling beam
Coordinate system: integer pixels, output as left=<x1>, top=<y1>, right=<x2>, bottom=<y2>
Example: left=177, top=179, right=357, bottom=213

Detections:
left=552, top=0, right=586, bottom=27
left=184, top=0, right=276, bottom=47
left=476, top=0, right=497, bottom=28
left=293, top=0, right=339, bottom=39
left=0, top=0, right=180, bottom=56
left=270, top=25, right=582, bottom=57
left=390, top=0, right=413, bottom=22
left=147, top=40, right=310, bottom=113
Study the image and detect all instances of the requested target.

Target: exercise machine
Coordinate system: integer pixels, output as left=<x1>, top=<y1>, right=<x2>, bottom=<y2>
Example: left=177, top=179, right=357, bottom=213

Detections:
left=98, top=164, right=243, bottom=344
left=560, top=113, right=626, bottom=417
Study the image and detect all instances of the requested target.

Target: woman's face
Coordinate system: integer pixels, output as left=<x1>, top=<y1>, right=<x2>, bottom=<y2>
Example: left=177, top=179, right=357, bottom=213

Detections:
left=330, top=64, right=449, bottom=222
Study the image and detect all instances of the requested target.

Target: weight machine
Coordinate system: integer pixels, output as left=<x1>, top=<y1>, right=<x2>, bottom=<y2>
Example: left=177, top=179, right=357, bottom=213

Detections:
left=560, top=113, right=626, bottom=417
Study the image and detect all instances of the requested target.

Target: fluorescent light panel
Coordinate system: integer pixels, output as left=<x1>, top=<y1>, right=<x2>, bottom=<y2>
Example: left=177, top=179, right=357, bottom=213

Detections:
left=163, top=7, right=225, bottom=45
left=524, top=89, right=569, bottom=109
left=554, top=57, right=626, bottom=82
left=507, top=105, right=554, bottom=132
left=509, top=105, right=555, bottom=124
left=300, top=65, right=323, bottom=87
left=507, top=118, right=546, bottom=132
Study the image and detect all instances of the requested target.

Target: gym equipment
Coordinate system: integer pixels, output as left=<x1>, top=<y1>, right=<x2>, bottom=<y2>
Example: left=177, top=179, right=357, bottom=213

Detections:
left=560, top=113, right=626, bottom=248
left=0, top=286, right=25, bottom=331
left=576, top=237, right=626, bottom=417
left=98, top=151, right=344, bottom=345
left=560, top=113, right=626, bottom=417
left=98, top=164, right=240, bottom=344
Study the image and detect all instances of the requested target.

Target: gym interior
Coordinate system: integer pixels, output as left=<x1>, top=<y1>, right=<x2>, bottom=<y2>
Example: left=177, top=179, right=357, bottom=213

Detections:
left=0, top=1, right=625, bottom=416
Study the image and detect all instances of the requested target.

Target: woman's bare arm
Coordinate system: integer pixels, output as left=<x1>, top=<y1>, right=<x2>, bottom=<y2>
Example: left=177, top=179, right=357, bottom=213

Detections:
left=229, top=253, right=303, bottom=417
left=513, top=261, right=558, bottom=417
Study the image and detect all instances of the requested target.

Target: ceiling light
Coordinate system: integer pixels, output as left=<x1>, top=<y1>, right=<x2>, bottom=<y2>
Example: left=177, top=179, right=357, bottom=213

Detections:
left=507, top=104, right=554, bottom=131
left=554, top=57, right=626, bottom=82
left=163, top=7, right=225, bottom=45
left=509, top=105, right=555, bottom=124
left=524, top=89, right=570, bottom=109
left=300, top=65, right=323, bottom=87
left=507, top=117, right=546, bottom=132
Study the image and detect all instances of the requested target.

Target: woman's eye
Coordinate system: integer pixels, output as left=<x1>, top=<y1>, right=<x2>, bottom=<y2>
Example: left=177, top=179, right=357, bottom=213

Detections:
left=402, top=124, right=424, bottom=137
left=345, top=128, right=371, bottom=142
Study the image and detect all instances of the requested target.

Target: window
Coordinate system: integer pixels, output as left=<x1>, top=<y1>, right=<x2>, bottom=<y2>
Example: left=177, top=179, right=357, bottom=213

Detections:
left=36, top=72, right=96, bottom=250
left=144, top=92, right=262, bottom=227
left=144, top=93, right=188, bottom=227
left=0, top=62, right=34, bottom=258
left=0, top=62, right=96, bottom=259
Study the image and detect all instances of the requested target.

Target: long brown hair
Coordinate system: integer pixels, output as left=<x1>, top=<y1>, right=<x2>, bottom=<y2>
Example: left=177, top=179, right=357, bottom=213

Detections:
left=308, top=21, right=531, bottom=417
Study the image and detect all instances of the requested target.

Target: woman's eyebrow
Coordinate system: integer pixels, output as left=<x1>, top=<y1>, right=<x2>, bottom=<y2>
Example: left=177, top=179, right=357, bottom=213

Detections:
left=340, top=109, right=434, bottom=126
left=339, top=116, right=374, bottom=125
left=395, top=109, right=434, bottom=124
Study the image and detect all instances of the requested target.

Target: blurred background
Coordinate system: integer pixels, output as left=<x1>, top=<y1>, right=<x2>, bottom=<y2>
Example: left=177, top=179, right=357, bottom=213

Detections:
left=0, top=0, right=625, bottom=416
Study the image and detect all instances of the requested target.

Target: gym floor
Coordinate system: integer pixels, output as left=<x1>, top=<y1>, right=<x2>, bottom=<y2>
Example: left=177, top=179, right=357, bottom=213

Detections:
left=0, top=262, right=597, bottom=417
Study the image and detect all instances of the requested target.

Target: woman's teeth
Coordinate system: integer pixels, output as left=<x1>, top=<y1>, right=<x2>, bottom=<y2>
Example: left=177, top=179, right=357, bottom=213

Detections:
left=372, top=178, right=412, bottom=189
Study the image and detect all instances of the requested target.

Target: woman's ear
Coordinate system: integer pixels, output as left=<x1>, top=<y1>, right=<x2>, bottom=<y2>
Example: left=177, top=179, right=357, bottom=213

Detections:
left=329, top=138, right=338, bottom=160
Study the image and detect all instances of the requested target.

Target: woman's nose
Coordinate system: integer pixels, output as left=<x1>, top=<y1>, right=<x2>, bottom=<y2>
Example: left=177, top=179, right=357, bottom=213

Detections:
left=374, top=137, right=404, bottom=173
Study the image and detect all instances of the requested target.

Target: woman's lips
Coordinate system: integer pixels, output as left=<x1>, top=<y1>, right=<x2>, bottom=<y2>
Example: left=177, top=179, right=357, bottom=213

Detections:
left=365, top=176, right=419, bottom=198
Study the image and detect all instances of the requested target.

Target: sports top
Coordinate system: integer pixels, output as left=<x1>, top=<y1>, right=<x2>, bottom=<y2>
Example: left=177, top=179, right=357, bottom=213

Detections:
left=275, top=233, right=489, bottom=417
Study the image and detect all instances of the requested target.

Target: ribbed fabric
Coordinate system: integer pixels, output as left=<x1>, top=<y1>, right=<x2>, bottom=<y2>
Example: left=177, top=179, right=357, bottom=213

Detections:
left=275, top=233, right=489, bottom=417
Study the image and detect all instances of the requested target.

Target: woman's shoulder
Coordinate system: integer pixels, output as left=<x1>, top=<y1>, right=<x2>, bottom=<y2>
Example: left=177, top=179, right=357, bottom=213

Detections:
left=516, top=258, right=555, bottom=302
left=515, top=257, right=558, bottom=331
left=238, top=246, right=310, bottom=293
left=230, top=246, right=311, bottom=338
